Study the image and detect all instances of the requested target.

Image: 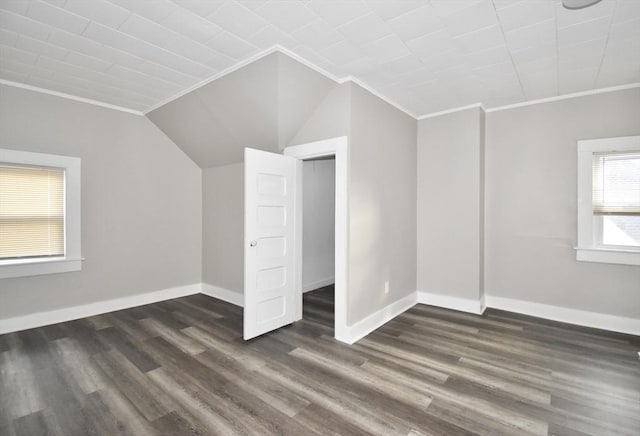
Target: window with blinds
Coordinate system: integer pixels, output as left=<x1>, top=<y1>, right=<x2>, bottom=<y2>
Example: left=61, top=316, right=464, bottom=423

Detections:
left=0, top=164, right=65, bottom=260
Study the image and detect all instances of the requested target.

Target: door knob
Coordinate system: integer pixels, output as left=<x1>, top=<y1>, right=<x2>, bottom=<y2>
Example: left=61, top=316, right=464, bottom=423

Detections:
left=250, top=240, right=257, bottom=247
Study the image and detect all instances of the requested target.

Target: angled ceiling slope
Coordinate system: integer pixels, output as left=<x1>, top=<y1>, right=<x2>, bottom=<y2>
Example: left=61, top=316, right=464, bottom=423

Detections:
left=147, top=51, right=336, bottom=168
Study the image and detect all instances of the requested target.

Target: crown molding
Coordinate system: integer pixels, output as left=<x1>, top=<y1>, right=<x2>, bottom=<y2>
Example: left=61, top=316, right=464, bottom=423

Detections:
left=417, top=103, right=485, bottom=120
left=484, top=83, right=640, bottom=113
left=0, top=79, right=144, bottom=116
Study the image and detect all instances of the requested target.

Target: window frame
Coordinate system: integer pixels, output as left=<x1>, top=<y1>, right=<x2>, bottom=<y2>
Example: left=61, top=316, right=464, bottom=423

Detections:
left=0, top=148, right=82, bottom=279
left=576, top=136, right=640, bottom=266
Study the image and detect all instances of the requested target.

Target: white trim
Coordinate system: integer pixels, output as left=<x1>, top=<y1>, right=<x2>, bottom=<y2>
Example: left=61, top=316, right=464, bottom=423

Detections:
left=0, top=79, right=144, bottom=116
left=340, top=292, right=418, bottom=345
left=0, top=148, right=82, bottom=279
left=303, top=276, right=335, bottom=293
left=417, top=291, right=486, bottom=315
left=200, top=283, right=244, bottom=307
left=485, top=83, right=640, bottom=113
left=284, top=136, right=349, bottom=343
left=485, top=295, right=640, bottom=336
left=347, top=76, right=417, bottom=119
left=417, top=103, right=485, bottom=120
left=0, top=283, right=201, bottom=335
left=576, top=247, right=640, bottom=266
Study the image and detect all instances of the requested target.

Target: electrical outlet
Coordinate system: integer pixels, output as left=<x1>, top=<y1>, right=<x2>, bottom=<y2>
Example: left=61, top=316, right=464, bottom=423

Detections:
left=384, top=281, right=390, bottom=295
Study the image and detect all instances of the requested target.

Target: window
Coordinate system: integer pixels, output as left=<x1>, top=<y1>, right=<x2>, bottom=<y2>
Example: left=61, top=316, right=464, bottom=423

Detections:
left=0, top=148, right=81, bottom=279
left=577, top=136, right=640, bottom=266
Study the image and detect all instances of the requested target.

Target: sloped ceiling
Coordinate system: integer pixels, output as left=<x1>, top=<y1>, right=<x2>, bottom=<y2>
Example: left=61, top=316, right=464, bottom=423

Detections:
left=147, top=51, right=336, bottom=168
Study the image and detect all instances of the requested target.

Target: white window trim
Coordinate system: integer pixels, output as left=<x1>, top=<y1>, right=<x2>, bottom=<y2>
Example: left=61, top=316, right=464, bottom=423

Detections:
left=576, top=136, right=640, bottom=266
left=0, top=148, right=82, bottom=279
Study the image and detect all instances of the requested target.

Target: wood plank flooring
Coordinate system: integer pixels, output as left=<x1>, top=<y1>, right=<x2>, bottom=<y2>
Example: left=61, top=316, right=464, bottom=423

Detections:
left=1, top=287, right=639, bottom=435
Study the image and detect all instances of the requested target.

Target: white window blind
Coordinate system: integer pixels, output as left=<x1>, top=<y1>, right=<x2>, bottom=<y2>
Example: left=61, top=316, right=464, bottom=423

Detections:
left=0, top=164, right=65, bottom=260
left=592, top=152, right=640, bottom=216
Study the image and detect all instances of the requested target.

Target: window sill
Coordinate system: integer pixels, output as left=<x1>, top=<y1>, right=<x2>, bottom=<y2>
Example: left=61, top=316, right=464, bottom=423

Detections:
left=0, top=257, right=84, bottom=279
left=575, top=247, right=640, bottom=266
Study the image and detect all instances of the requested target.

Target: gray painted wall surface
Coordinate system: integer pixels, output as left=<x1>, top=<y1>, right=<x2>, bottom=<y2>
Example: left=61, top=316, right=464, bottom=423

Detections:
left=0, top=85, right=202, bottom=319
left=417, top=108, right=485, bottom=301
left=303, top=159, right=335, bottom=291
left=485, top=88, right=640, bottom=318
left=202, top=163, right=244, bottom=293
left=348, top=83, right=417, bottom=326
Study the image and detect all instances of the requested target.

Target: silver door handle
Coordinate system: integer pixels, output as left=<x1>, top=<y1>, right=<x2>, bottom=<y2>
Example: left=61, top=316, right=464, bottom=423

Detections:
left=250, top=240, right=257, bottom=247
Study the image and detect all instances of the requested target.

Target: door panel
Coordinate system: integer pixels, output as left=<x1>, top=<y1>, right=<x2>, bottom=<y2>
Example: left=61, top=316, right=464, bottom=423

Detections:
left=244, top=148, right=297, bottom=340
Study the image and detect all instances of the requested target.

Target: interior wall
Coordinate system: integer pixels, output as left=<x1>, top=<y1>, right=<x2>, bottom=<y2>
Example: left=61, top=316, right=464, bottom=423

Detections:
left=348, top=83, right=417, bottom=326
left=417, top=107, right=485, bottom=302
left=0, top=85, right=202, bottom=320
left=302, top=159, right=335, bottom=292
left=486, top=88, right=640, bottom=318
left=202, top=163, right=244, bottom=294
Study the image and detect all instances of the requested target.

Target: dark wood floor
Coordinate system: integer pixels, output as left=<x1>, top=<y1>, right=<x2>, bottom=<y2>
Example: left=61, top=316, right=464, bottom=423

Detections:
left=1, top=287, right=639, bottom=436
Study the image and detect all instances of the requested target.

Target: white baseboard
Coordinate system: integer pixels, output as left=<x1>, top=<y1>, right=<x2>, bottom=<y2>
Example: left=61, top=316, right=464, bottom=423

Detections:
left=485, top=295, right=640, bottom=336
left=338, top=292, right=418, bottom=345
left=417, top=291, right=486, bottom=315
left=303, top=276, right=335, bottom=293
left=201, top=283, right=244, bottom=307
left=0, top=283, right=201, bottom=335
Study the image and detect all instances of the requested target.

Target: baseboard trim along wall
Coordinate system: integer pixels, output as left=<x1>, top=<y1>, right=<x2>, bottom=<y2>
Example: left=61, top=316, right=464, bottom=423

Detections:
left=338, top=292, right=418, bottom=345
left=302, top=277, right=335, bottom=293
left=0, top=283, right=201, bottom=335
left=200, top=283, right=244, bottom=307
left=417, top=291, right=486, bottom=315
left=485, top=295, right=640, bottom=336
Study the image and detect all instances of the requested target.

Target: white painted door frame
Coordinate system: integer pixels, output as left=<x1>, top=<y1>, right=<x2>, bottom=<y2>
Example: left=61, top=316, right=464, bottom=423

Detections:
left=284, top=136, right=349, bottom=343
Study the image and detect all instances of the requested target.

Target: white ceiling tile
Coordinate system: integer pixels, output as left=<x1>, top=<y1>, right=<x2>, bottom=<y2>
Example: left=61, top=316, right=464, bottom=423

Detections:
left=319, top=40, right=366, bottom=65
left=118, top=14, right=177, bottom=46
left=473, top=61, right=519, bottom=81
left=496, top=0, right=555, bottom=32
left=515, top=55, right=558, bottom=75
left=492, top=0, right=525, bottom=10
left=390, top=66, right=436, bottom=87
left=306, top=0, right=369, bottom=27
left=160, top=9, right=222, bottom=44
left=558, top=16, right=611, bottom=47
left=292, top=19, right=343, bottom=51
left=612, top=0, right=640, bottom=24
left=63, top=0, right=131, bottom=29
left=558, top=65, right=598, bottom=94
left=255, top=0, right=317, bottom=33
left=1, top=58, right=54, bottom=79
left=0, top=28, right=17, bottom=45
left=430, top=0, right=482, bottom=17
left=205, top=30, right=259, bottom=60
left=171, top=0, right=225, bottom=16
left=386, top=4, right=443, bottom=42
left=418, top=49, right=465, bottom=72
left=15, top=34, right=69, bottom=60
left=25, top=0, right=89, bottom=34
left=441, top=1, right=498, bottom=37
left=337, top=12, right=390, bottom=45
left=365, top=0, right=426, bottom=21
left=376, top=54, right=423, bottom=76
left=138, top=60, right=201, bottom=85
left=519, top=69, right=557, bottom=100
left=65, top=50, right=113, bottom=72
left=608, top=17, right=640, bottom=45
left=0, top=43, right=39, bottom=64
left=454, top=24, right=505, bottom=53
left=0, top=0, right=29, bottom=15
left=49, top=28, right=101, bottom=55
left=361, top=34, right=410, bottom=63
left=556, top=0, right=614, bottom=28
left=249, top=24, right=298, bottom=48
left=237, top=0, right=269, bottom=11
left=107, top=0, right=180, bottom=23
left=290, top=44, right=341, bottom=74
left=206, top=1, right=269, bottom=39
left=406, top=29, right=458, bottom=58
left=341, top=56, right=380, bottom=75
left=511, top=41, right=557, bottom=64
left=463, top=44, right=511, bottom=68
left=0, top=9, right=52, bottom=40
left=504, top=18, right=555, bottom=52
left=558, top=37, right=607, bottom=68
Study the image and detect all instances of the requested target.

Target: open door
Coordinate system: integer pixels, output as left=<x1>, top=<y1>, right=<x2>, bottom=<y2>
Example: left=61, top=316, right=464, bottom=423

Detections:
left=244, top=148, right=298, bottom=340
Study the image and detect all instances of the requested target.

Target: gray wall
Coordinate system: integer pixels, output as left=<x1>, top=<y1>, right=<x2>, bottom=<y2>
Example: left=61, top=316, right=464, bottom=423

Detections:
left=417, top=108, right=485, bottom=301
left=485, top=88, right=640, bottom=318
left=202, top=163, right=244, bottom=293
left=348, top=83, right=417, bottom=325
left=0, top=85, right=202, bottom=319
left=303, top=159, right=335, bottom=291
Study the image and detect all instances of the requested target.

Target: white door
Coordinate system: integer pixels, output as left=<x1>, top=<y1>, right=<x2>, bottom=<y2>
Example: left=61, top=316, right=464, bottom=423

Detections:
left=244, top=148, right=298, bottom=340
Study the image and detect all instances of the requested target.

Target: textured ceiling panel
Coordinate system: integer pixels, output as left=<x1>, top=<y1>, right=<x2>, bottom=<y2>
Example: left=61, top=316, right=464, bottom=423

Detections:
left=1, top=0, right=639, bottom=117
